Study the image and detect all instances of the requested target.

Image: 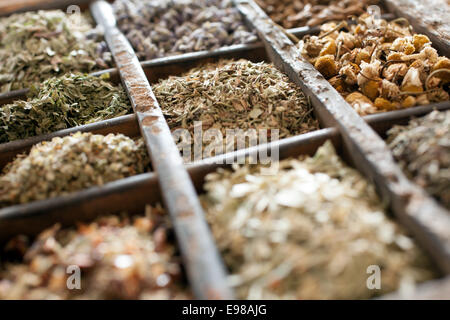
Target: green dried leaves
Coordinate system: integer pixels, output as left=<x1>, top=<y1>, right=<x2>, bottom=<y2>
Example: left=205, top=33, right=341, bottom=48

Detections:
left=153, top=59, right=318, bottom=158
left=0, top=10, right=113, bottom=93
left=387, top=110, right=450, bottom=209
left=0, top=73, right=132, bottom=143
left=0, top=132, right=149, bottom=208
left=0, top=205, right=190, bottom=299
left=201, top=141, right=435, bottom=299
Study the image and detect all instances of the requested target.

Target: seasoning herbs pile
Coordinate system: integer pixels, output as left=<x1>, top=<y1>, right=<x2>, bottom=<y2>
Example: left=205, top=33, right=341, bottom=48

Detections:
left=255, top=0, right=380, bottom=28
left=0, top=132, right=149, bottom=208
left=387, top=110, right=450, bottom=210
left=0, top=205, right=190, bottom=299
left=299, top=13, right=450, bottom=115
left=113, top=0, right=258, bottom=60
left=0, top=10, right=113, bottom=93
left=201, top=141, right=435, bottom=299
left=153, top=59, right=317, bottom=160
left=0, top=73, right=132, bottom=143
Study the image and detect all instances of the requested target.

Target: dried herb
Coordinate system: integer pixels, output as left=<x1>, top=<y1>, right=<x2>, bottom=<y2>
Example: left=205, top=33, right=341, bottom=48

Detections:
left=299, top=13, right=450, bottom=115
left=0, top=132, right=149, bottom=208
left=387, top=110, right=450, bottom=210
left=201, top=141, right=436, bottom=299
left=256, top=0, right=380, bottom=28
left=113, top=0, right=258, bottom=60
left=0, top=10, right=113, bottom=93
left=0, top=205, right=190, bottom=299
left=153, top=59, right=317, bottom=159
left=0, top=73, right=132, bottom=143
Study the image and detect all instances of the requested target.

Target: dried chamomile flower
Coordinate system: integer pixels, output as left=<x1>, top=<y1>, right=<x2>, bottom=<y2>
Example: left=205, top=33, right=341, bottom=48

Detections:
left=0, top=10, right=113, bottom=93
left=113, top=0, right=257, bottom=60
left=299, top=12, right=450, bottom=115
left=153, top=59, right=317, bottom=161
left=201, top=141, right=436, bottom=299
left=387, top=110, right=450, bottom=209
left=0, top=205, right=191, bottom=299
left=0, top=132, right=149, bottom=208
left=0, top=73, right=132, bottom=143
left=256, top=0, right=380, bottom=28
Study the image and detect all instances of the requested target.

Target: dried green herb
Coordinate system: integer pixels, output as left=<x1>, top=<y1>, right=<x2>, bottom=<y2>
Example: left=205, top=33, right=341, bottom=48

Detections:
left=113, top=0, right=257, bottom=60
left=0, top=132, right=149, bottom=208
left=0, top=10, right=113, bottom=93
left=0, top=205, right=190, bottom=299
left=387, top=110, right=450, bottom=210
left=153, top=59, right=318, bottom=159
left=0, top=73, right=132, bottom=143
left=201, top=141, right=436, bottom=299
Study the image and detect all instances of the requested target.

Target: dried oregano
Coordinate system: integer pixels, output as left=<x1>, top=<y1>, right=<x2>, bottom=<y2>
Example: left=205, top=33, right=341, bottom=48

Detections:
left=200, top=141, right=436, bottom=299
left=0, top=10, right=113, bottom=93
left=0, top=205, right=190, bottom=299
left=387, top=110, right=450, bottom=210
left=153, top=59, right=318, bottom=159
left=113, top=0, right=257, bottom=60
left=0, top=132, right=149, bottom=208
left=0, top=73, right=132, bottom=143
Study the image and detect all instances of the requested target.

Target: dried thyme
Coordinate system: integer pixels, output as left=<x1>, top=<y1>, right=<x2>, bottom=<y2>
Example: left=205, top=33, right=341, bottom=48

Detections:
left=0, top=73, right=132, bottom=143
left=255, top=0, right=380, bottom=28
left=0, top=132, right=149, bottom=208
left=153, top=59, right=318, bottom=160
left=299, top=13, right=450, bottom=115
left=387, top=110, right=450, bottom=210
left=0, top=205, right=190, bottom=299
left=113, top=0, right=258, bottom=60
left=0, top=10, right=113, bottom=93
left=201, top=141, right=436, bottom=299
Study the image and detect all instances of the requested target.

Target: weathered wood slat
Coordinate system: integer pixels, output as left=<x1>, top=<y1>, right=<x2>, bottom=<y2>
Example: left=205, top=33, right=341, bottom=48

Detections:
left=234, top=0, right=450, bottom=273
left=90, top=0, right=233, bottom=299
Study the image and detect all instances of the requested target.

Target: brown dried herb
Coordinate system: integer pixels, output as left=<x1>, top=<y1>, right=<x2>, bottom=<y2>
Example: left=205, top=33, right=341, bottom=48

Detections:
left=0, top=132, right=149, bottom=208
left=0, top=205, right=190, bottom=299
left=201, top=141, right=436, bottom=299
left=255, top=0, right=380, bottom=28
left=299, top=13, right=450, bottom=115
left=0, top=10, right=113, bottom=93
left=0, top=73, right=132, bottom=143
left=113, top=0, right=258, bottom=60
left=153, top=59, right=317, bottom=160
left=387, top=110, right=450, bottom=210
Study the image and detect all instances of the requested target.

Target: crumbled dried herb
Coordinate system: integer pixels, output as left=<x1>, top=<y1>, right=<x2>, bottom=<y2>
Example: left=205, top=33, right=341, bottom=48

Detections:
left=0, top=73, right=132, bottom=143
left=0, top=10, right=113, bottom=93
left=113, top=0, right=258, bottom=60
left=255, top=0, right=380, bottom=28
left=299, top=13, right=450, bottom=115
left=0, top=132, right=149, bottom=208
left=0, top=205, right=190, bottom=299
left=153, top=59, right=317, bottom=160
left=387, top=110, right=450, bottom=210
left=201, top=141, right=436, bottom=299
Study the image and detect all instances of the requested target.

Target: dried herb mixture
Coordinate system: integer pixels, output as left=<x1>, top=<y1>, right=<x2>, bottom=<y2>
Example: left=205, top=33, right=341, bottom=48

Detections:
left=0, top=205, right=190, bottom=299
left=0, top=132, right=149, bottom=208
left=299, top=13, right=450, bottom=115
left=387, top=110, right=450, bottom=210
left=153, top=59, right=317, bottom=160
left=0, top=10, right=113, bottom=93
left=201, top=141, right=436, bottom=299
left=0, top=73, right=132, bottom=143
left=255, top=0, right=380, bottom=28
left=113, top=0, right=258, bottom=60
